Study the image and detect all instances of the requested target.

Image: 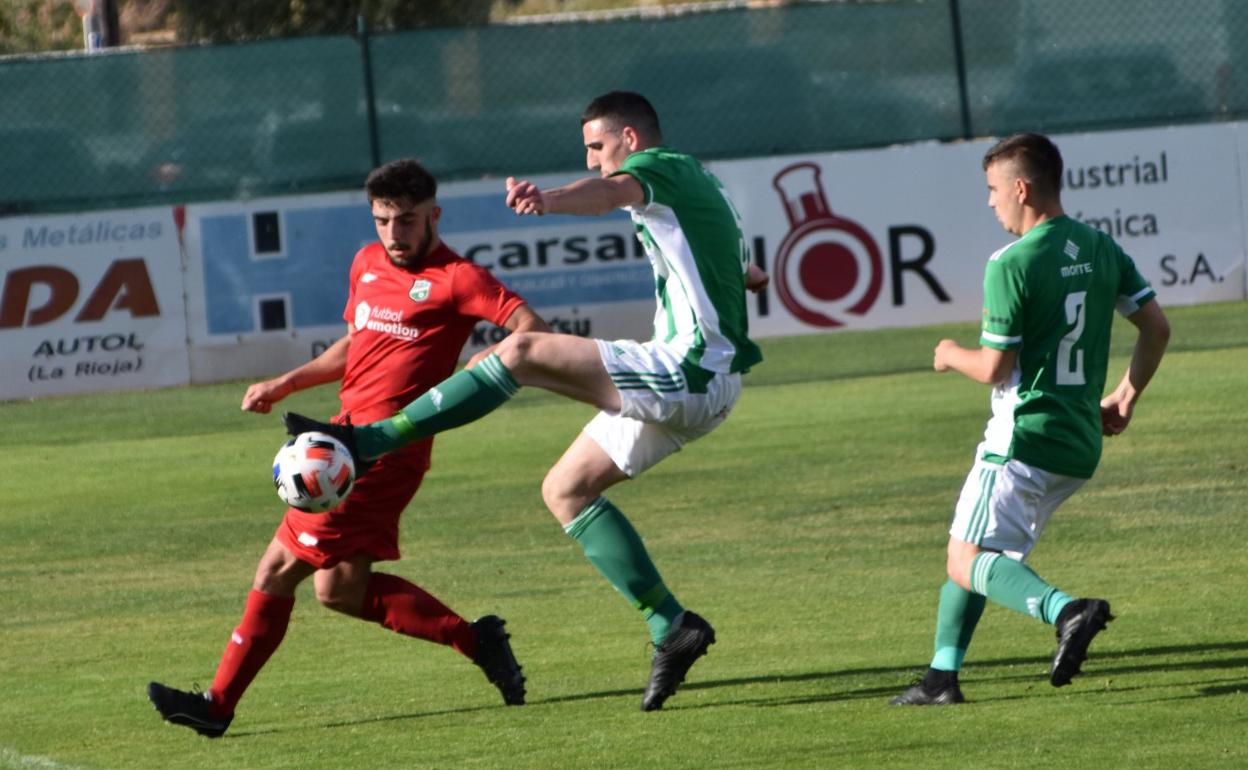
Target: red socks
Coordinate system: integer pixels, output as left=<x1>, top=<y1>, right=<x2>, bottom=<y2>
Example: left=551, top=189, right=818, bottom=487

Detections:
left=207, top=576, right=476, bottom=717
left=361, top=572, right=478, bottom=659
left=209, top=590, right=295, bottom=717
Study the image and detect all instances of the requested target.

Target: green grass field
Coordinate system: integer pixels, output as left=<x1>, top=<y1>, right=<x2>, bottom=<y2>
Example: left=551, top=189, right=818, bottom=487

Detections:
left=2, top=301, right=1246, bottom=770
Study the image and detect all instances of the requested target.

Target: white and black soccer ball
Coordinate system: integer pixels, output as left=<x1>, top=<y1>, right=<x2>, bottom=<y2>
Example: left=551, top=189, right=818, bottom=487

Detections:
left=272, top=431, right=356, bottom=513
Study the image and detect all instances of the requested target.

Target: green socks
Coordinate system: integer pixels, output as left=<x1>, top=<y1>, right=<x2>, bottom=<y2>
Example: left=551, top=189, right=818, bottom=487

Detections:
left=928, top=554, right=1073, bottom=673
left=565, top=498, right=684, bottom=645
left=355, top=354, right=519, bottom=459
left=930, top=578, right=986, bottom=672
left=970, top=552, right=1073, bottom=624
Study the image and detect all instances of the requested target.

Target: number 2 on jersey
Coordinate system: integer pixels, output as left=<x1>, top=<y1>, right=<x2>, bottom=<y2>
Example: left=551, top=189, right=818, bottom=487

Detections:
left=1056, top=290, right=1087, bottom=386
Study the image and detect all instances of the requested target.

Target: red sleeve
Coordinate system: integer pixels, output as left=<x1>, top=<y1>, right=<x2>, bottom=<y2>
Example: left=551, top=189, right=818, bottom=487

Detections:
left=450, top=260, right=526, bottom=326
left=342, top=247, right=368, bottom=324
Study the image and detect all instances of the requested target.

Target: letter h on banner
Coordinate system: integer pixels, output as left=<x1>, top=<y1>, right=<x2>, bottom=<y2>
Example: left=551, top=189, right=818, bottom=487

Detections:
left=197, top=205, right=374, bottom=335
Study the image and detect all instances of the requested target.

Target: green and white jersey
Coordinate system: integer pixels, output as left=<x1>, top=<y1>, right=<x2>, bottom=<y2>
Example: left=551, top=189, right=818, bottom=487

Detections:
left=979, top=215, right=1155, bottom=478
left=613, top=147, right=763, bottom=387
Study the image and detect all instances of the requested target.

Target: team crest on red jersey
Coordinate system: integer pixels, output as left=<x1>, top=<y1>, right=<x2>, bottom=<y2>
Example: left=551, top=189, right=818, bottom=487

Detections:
left=409, top=279, right=431, bottom=302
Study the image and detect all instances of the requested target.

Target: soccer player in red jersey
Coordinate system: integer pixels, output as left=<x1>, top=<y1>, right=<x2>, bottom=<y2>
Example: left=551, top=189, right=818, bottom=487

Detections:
left=147, top=159, right=546, bottom=737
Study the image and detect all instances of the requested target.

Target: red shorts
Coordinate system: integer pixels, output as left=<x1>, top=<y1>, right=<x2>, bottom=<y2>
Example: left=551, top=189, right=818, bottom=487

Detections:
left=275, top=438, right=433, bottom=569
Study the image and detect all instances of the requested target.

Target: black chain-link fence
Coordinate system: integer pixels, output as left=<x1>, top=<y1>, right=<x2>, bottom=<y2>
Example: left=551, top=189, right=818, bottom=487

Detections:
left=2, top=0, right=1245, bottom=215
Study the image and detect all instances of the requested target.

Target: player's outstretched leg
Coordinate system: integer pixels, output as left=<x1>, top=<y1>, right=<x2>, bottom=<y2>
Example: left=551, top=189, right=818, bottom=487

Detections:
left=471, top=615, right=526, bottom=705
left=641, top=610, right=716, bottom=711
left=1050, top=598, right=1114, bottom=686
left=284, top=354, right=518, bottom=464
left=147, top=682, right=233, bottom=738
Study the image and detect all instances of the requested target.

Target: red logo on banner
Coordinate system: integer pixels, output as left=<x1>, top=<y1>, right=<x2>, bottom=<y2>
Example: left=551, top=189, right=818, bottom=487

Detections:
left=772, top=163, right=882, bottom=327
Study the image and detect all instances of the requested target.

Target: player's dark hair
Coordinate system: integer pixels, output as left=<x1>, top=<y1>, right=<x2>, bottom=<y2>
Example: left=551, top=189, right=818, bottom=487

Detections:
left=582, top=91, right=663, bottom=143
left=982, top=132, right=1063, bottom=198
left=365, top=158, right=437, bottom=205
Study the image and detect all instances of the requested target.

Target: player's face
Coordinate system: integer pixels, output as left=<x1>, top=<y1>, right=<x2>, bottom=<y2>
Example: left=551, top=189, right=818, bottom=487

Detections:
left=985, top=161, right=1026, bottom=236
left=583, top=118, right=633, bottom=177
left=372, top=198, right=441, bottom=268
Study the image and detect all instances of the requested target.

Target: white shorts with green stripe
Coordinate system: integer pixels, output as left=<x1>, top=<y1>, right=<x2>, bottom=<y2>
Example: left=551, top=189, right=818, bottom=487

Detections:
left=949, top=444, right=1085, bottom=560
left=585, top=338, right=741, bottom=477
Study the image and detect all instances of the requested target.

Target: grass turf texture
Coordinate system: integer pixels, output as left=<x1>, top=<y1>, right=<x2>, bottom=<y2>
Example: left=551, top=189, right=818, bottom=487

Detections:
left=1, top=301, right=1245, bottom=770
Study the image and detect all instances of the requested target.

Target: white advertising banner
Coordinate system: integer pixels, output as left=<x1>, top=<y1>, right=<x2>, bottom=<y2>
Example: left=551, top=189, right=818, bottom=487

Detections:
left=0, top=207, right=188, bottom=399
left=1057, top=124, right=1244, bottom=306
left=179, top=122, right=1247, bottom=386
left=717, top=141, right=990, bottom=338
left=714, top=123, right=1247, bottom=339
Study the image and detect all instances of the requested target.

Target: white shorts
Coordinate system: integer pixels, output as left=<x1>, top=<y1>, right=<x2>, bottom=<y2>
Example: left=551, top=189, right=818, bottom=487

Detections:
left=949, top=445, right=1086, bottom=560
left=584, top=338, right=741, bottom=477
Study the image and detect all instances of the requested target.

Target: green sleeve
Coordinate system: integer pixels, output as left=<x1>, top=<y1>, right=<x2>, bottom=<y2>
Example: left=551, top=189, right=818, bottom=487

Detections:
left=613, top=150, right=678, bottom=207
left=1114, top=244, right=1156, bottom=316
left=980, top=256, right=1025, bottom=350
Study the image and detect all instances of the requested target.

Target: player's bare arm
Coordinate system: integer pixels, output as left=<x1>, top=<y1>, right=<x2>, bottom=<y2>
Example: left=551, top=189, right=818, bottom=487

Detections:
left=933, top=339, right=1017, bottom=386
left=506, top=174, right=644, bottom=217
left=465, top=304, right=551, bottom=369
left=1101, top=300, right=1170, bottom=436
left=242, top=330, right=351, bottom=413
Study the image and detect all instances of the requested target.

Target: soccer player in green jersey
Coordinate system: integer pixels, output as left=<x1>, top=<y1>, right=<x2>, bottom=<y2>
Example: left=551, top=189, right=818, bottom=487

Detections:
left=287, top=91, right=768, bottom=710
left=891, top=132, right=1170, bottom=705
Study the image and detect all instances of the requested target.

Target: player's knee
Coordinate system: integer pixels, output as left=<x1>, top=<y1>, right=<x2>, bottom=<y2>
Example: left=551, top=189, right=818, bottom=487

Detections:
left=314, top=583, right=343, bottom=610
left=945, top=554, right=973, bottom=590
left=315, top=577, right=364, bottom=616
left=540, top=471, right=568, bottom=512
left=541, top=470, right=587, bottom=523
left=496, top=331, right=539, bottom=371
left=252, top=544, right=309, bottom=595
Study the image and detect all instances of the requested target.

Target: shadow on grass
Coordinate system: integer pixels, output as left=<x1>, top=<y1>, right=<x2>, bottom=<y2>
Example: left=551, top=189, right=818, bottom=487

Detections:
left=225, top=639, right=1248, bottom=735
left=226, top=704, right=502, bottom=738
left=1200, top=682, right=1248, bottom=696
left=670, top=639, right=1248, bottom=709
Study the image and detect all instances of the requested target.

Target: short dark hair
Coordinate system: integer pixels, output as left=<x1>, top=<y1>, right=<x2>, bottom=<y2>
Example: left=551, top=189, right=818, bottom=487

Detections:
left=365, top=158, right=437, bottom=205
left=581, top=91, right=662, bottom=143
left=982, top=132, right=1063, bottom=198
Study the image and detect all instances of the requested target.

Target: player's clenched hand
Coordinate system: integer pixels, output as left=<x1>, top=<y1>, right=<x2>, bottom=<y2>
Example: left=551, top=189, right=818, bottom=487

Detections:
left=933, top=339, right=958, bottom=372
left=506, top=176, right=546, bottom=216
left=241, top=378, right=293, bottom=414
left=1099, top=395, right=1134, bottom=436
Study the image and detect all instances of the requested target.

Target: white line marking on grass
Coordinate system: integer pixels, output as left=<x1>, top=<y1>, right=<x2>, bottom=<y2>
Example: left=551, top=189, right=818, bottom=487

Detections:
left=0, top=748, right=96, bottom=770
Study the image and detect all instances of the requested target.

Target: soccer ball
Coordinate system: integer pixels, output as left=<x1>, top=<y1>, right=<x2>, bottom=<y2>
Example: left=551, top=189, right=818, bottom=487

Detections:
left=272, top=431, right=356, bottom=513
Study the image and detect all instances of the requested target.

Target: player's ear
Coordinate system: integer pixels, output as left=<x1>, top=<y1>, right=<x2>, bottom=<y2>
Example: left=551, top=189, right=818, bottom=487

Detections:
left=621, top=125, right=641, bottom=152
left=431, top=205, right=442, bottom=222
left=1014, top=176, right=1030, bottom=204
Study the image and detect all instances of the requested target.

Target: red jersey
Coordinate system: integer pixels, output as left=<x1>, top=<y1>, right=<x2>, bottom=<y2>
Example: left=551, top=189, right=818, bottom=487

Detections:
left=337, top=241, right=524, bottom=423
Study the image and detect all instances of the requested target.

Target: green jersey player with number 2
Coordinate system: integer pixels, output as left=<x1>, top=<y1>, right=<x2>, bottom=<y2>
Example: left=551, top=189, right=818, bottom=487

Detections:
left=892, top=132, right=1171, bottom=705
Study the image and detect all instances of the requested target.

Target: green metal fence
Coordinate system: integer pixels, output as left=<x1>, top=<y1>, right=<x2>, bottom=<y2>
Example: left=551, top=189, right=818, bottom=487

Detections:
left=1, top=0, right=1244, bottom=215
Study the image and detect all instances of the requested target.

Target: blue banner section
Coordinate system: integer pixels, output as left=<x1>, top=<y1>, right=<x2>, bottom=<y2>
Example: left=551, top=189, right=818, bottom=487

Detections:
left=201, top=205, right=371, bottom=333
left=198, top=196, right=646, bottom=335
left=498, top=263, right=655, bottom=306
